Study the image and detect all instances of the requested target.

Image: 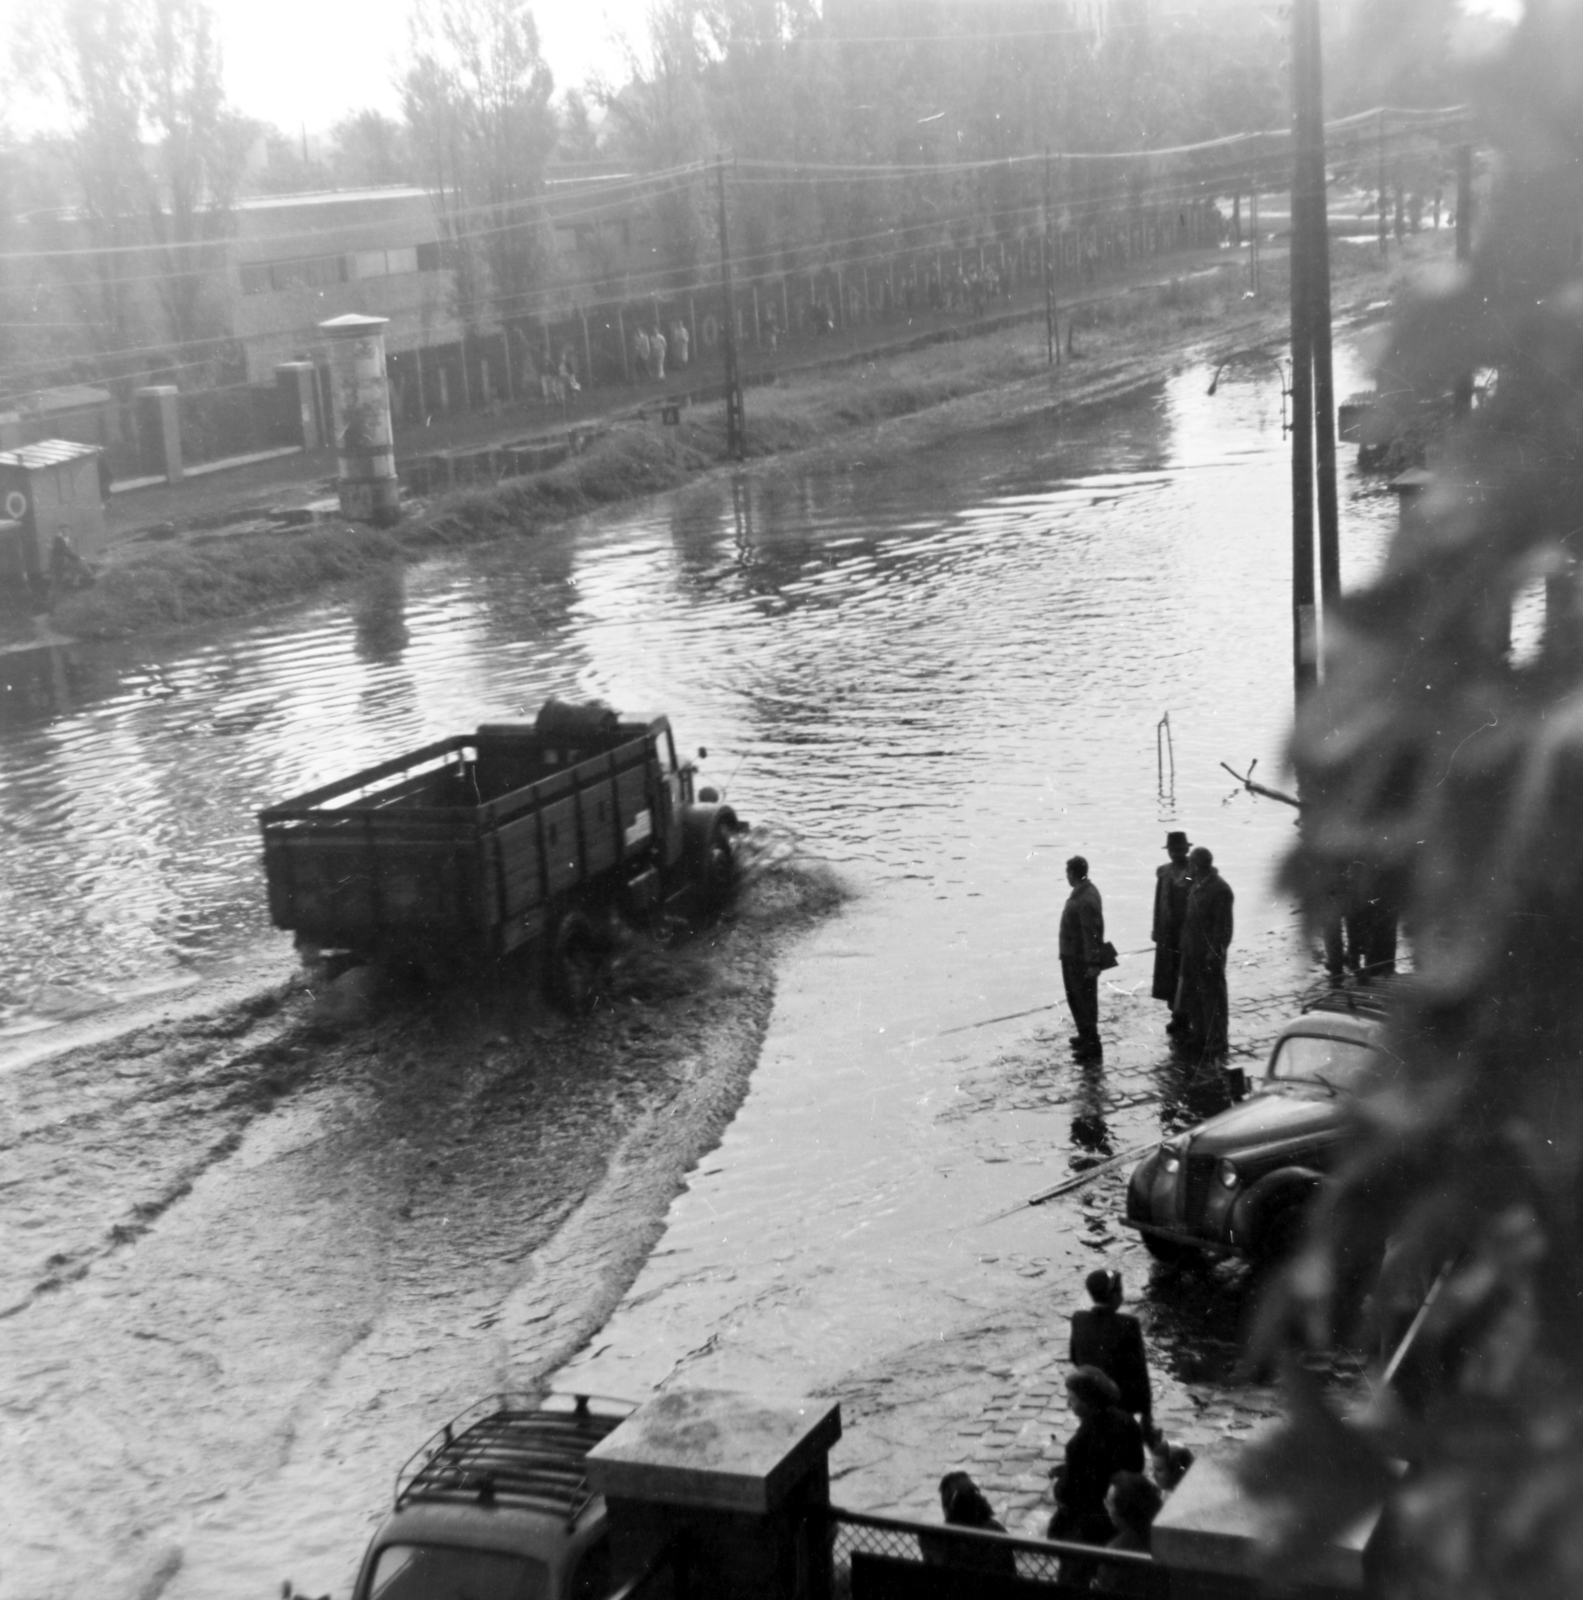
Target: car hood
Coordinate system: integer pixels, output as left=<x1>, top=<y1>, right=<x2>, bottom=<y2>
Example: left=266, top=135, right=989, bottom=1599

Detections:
left=1184, top=1083, right=1344, bottom=1159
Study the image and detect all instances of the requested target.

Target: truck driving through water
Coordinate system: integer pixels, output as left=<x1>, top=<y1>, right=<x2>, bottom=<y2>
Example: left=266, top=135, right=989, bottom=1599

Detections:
left=258, top=700, right=739, bottom=1009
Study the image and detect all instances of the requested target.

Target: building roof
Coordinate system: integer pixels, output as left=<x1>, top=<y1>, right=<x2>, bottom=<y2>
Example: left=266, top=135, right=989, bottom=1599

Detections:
left=0, top=439, right=102, bottom=470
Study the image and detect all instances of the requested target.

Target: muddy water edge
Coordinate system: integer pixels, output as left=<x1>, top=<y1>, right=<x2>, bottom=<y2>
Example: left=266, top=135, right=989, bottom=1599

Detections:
left=0, top=340, right=1396, bottom=1598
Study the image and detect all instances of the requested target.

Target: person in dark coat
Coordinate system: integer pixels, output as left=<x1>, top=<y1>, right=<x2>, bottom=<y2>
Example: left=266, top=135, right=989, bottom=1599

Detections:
left=1174, top=846, right=1234, bottom=1055
left=1048, top=1367, right=1145, bottom=1585
left=1151, top=832, right=1193, bottom=1032
left=1094, top=1472, right=1165, bottom=1596
left=1070, top=1269, right=1153, bottom=1437
left=920, top=1471, right=1018, bottom=1575
left=1060, top=855, right=1105, bottom=1058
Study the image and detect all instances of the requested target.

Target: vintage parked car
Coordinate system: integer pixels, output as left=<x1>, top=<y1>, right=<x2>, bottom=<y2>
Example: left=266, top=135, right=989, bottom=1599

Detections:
left=350, top=1394, right=636, bottom=1600
left=1122, top=988, right=1397, bottom=1267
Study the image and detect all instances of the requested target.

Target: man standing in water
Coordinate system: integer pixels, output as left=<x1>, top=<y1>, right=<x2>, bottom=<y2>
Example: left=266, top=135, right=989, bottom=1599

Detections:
left=1175, top=847, right=1235, bottom=1055
left=1061, top=856, right=1106, bottom=1059
left=1151, top=832, right=1193, bottom=1034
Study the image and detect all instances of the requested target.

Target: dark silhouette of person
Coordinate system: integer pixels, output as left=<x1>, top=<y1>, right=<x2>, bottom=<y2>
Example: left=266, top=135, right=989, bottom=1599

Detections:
left=1060, top=855, right=1105, bottom=1058
left=1174, top=846, right=1234, bottom=1055
left=1048, top=1368, right=1145, bottom=1546
left=1152, top=832, right=1193, bottom=1032
left=1070, top=1269, right=1153, bottom=1436
left=919, top=1471, right=1018, bottom=1576
left=1094, top=1471, right=1166, bottom=1596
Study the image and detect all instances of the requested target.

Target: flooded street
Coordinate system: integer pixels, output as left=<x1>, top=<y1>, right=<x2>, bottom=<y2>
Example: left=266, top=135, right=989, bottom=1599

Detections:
left=0, top=343, right=1398, bottom=1598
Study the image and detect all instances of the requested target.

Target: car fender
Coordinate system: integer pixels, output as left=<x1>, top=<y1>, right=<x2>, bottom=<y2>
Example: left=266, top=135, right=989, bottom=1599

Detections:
left=1229, top=1166, right=1324, bottom=1249
left=681, top=801, right=740, bottom=862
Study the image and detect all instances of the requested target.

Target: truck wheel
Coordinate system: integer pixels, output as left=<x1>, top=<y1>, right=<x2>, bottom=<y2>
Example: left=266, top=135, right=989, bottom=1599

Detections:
left=701, top=824, right=735, bottom=910
left=546, top=909, right=609, bottom=1014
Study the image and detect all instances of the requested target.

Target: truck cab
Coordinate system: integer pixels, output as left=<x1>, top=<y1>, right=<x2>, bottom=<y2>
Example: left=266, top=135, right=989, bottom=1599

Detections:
left=351, top=1396, right=633, bottom=1600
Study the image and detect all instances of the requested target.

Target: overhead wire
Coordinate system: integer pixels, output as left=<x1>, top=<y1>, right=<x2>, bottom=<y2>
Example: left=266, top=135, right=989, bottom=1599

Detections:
left=0, top=113, right=1472, bottom=403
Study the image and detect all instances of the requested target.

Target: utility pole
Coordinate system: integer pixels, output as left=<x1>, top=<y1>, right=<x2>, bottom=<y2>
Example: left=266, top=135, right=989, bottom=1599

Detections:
left=716, top=159, right=746, bottom=460
left=1044, top=147, right=1058, bottom=366
left=1301, top=0, right=1341, bottom=612
left=1453, top=144, right=1474, bottom=417
left=1249, top=180, right=1260, bottom=295
left=1288, top=0, right=1319, bottom=700
left=1377, top=108, right=1389, bottom=257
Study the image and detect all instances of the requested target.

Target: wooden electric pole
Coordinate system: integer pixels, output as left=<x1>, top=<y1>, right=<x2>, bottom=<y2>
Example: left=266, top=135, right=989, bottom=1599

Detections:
left=1300, top=0, right=1341, bottom=611
left=717, top=159, right=746, bottom=460
left=1288, top=0, right=1320, bottom=699
left=1044, top=147, right=1058, bottom=366
left=1453, top=144, right=1475, bottom=417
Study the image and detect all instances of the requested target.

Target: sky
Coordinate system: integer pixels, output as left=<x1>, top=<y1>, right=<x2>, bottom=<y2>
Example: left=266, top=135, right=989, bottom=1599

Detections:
left=2, top=0, right=654, bottom=135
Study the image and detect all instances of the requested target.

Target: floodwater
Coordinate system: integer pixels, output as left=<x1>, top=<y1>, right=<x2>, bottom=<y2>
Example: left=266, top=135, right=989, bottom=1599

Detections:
left=0, top=341, right=1399, bottom=1596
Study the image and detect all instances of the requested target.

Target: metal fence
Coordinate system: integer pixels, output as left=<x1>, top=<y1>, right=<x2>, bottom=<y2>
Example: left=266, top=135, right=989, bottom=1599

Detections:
left=822, top=1506, right=1167, bottom=1599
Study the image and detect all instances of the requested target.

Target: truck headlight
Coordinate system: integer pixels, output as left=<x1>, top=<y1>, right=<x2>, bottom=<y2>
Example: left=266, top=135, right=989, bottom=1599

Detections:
left=1219, top=1160, right=1240, bottom=1189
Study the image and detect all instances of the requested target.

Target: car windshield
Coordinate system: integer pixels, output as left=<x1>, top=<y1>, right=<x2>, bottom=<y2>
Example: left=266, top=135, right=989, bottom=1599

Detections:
left=1267, top=1034, right=1379, bottom=1093
left=369, top=1543, right=548, bottom=1600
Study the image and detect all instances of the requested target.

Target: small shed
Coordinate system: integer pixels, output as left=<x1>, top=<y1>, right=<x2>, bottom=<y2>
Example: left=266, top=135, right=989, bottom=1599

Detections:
left=0, top=439, right=108, bottom=583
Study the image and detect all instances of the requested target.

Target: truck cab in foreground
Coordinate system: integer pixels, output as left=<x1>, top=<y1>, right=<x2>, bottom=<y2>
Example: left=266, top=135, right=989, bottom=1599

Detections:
left=351, top=1395, right=633, bottom=1600
left=1124, top=989, right=1398, bottom=1267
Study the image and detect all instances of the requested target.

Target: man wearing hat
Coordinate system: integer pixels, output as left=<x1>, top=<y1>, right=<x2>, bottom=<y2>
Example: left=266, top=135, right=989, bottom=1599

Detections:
left=1151, top=832, right=1193, bottom=1033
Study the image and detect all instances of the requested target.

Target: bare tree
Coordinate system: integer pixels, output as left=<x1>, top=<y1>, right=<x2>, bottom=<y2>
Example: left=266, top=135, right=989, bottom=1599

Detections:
left=12, top=0, right=243, bottom=375
left=401, top=0, right=558, bottom=346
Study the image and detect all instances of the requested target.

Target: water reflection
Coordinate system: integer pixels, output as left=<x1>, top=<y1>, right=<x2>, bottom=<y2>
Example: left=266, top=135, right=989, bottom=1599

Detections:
left=0, top=641, right=76, bottom=724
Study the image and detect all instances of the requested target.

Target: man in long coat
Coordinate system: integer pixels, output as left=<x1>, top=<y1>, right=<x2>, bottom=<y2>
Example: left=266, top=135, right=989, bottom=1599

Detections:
left=1151, top=831, right=1193, bottom=1033
left=1175, top=846, right=1234, bottom=1055
left=1060, top=855, right=1105, bottom=1058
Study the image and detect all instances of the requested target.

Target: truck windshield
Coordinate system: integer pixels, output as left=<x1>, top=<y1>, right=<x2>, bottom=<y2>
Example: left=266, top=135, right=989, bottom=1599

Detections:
left=369, top=1543, right=548, bottom=1600
left=1268, top=1035, right=1378, bottom=1092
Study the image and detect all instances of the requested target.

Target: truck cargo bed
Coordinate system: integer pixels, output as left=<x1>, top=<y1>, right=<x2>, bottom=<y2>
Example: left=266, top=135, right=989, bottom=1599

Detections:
left=259, top=720, right=660, bottom=963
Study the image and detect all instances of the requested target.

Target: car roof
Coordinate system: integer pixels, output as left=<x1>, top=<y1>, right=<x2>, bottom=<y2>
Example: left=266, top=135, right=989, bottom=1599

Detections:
left=395, top=1398, right=632, bottom=1529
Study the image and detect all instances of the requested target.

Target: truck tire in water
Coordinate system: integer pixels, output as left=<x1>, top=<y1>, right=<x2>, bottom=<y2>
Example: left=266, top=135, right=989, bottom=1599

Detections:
left=545, top=907, right=609, bottom=1014
left=701, top=824, right=735, bottom=911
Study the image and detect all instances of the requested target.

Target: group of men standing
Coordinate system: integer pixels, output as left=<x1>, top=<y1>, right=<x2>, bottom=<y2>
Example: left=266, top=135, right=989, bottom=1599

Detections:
left=1058, top=832, right=1235, bottom=1060
left=633, top=321, right=691, bottom=382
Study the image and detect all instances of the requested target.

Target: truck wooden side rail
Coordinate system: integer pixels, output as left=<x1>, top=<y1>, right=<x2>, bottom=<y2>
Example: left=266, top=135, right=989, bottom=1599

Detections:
left=258, top=703, right=738, bottom=1007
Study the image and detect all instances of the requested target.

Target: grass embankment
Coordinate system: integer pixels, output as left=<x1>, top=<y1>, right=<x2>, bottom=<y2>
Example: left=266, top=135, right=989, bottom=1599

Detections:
left=54, top=238, right=1440, bottom=642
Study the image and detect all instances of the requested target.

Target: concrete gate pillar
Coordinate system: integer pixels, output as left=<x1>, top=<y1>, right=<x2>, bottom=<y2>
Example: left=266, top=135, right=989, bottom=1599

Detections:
left=275, top=361, right=323, bottom=450
left=319, top=313, right=400, bottom=526
left=588, top=1389, right=841, bottom=1600
left=134, top=385, right=183, bottom=483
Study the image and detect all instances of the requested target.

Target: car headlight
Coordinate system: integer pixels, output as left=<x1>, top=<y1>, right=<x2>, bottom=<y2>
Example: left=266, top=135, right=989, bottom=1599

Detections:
left=1162, top=1140, right=1183, bottom=1175
left=1219, top=1160, right=1240, bottom=1189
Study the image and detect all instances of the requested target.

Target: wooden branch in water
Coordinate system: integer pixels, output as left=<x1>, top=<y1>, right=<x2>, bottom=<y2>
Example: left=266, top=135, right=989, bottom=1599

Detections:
left=1221, top=760, right=1302, bottom=810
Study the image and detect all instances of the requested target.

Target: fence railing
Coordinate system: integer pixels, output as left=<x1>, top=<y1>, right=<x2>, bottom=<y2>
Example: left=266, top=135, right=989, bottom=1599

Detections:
left=822, top=1505, right=1167, bottom=1599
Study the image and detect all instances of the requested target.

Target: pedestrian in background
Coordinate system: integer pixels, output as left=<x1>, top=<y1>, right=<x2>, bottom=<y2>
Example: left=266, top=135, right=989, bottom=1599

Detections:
left=1175, top=846, right=1235, bottom=1055
left=672, top=319, right=690, bottom=368
left=1152, top=832, right=1193, bottom=1034
left=1070, top=1269, right=1153, bottom=1440
left=632, top=326, right=651, bottom=380
left=1060, top=856, right=1106, bottom=1059
left=651, top=326, right=667, bottom=380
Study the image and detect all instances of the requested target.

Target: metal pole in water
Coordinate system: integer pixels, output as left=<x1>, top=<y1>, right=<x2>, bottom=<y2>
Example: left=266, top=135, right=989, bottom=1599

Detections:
left=1289, top=0, right=1319, bottom=701
left=717, top=158, right=746, bottom=460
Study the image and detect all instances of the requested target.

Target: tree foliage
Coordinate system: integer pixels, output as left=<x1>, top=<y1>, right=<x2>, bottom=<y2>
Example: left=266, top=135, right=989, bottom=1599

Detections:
left=7, top=0, right=244, bottom=373
left=1247, top=3, right=1583, bottom=1596
left=401, top=0, right=558, bottom=336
